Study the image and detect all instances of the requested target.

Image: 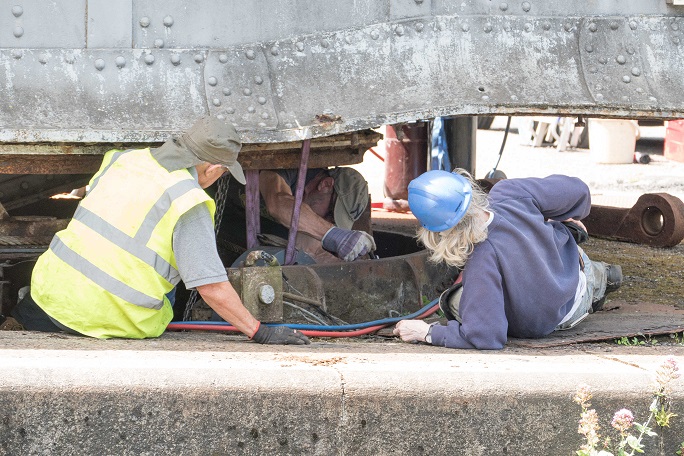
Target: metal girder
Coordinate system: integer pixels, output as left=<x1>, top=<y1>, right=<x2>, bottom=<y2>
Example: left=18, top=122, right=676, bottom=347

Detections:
left=0, top=1, right=683, bottom=145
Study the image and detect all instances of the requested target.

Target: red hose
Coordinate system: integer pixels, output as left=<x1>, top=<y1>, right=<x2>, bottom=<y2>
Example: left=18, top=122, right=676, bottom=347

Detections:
left=166, top=303, right=440, bottom=338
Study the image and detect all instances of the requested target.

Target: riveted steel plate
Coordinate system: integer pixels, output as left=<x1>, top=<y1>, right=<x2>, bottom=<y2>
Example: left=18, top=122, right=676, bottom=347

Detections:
left=87, top=0, right=134, bottom=49
left=0, top=0, right=85, bottom=48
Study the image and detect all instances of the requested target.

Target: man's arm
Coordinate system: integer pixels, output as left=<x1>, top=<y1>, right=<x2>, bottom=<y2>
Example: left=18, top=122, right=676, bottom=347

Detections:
left=259, top=170, right=333, bottom=240
left=196, top=281, right=259, bottom=337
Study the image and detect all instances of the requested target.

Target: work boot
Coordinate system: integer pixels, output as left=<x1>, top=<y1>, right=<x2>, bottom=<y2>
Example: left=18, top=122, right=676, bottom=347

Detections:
left=592, top=264, right=623, bottom=312
left=0, top=315, right=24, bottom=331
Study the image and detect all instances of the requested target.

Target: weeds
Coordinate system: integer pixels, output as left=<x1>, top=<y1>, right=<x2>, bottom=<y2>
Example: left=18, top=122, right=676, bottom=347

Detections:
left=574, top=356, right=680, bottom=456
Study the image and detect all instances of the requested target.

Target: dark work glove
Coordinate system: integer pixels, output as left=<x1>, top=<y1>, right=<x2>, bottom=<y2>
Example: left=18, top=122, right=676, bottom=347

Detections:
left=321, top=227, right=376, bottom=261
left=562, top=221, right=589, bottom=244
left=251, top=324, right=310, bottom=345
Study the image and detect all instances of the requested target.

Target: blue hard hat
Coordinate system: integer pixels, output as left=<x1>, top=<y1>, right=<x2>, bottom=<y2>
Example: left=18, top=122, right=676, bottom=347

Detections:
left=408, top=170, right=473, bottom=232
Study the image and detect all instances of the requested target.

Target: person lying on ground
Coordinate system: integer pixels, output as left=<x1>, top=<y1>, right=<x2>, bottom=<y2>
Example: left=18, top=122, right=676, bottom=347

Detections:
left=393, top=170, right=622, bottom=350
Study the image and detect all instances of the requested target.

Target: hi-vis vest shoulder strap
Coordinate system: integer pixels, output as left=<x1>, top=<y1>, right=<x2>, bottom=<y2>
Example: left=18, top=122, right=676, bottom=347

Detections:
left=31, top=149, right=216, bottom=339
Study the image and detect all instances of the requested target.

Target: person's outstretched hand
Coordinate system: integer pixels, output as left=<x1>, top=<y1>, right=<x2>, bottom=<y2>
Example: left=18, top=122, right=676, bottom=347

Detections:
left=393, top=320, right=430, bottom=343
left=322, top=227, right=376, bottom=261
left=252, top=324, right=310, bottom=345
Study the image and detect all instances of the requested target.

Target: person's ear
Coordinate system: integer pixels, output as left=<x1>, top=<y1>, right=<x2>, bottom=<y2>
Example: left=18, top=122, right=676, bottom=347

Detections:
left=206, top=164, right=225, bottom=175
left=318, top=176, right=335, bottom=193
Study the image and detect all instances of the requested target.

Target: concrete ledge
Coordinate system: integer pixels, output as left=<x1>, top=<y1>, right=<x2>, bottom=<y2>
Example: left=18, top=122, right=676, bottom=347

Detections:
left=1, top=332, right=683, bottom=455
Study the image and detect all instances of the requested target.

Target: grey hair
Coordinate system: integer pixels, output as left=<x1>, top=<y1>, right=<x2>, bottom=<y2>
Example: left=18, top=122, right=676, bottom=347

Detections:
left=416, top=169, right=491, bottom=269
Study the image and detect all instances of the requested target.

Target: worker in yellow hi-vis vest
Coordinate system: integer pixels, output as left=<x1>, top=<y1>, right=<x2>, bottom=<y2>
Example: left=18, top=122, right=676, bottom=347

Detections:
left=9, top=116, right=309, bottom=345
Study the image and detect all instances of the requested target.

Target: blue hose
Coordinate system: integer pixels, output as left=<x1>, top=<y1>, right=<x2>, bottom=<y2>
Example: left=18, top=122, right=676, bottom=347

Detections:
left=171, top=297, right=439, bottom=331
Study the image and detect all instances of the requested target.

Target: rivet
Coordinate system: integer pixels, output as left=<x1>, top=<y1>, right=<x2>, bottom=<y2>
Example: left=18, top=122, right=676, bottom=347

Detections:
left=524, top=23, right=532, bottom=32
left=344, top=35, right=353, bottom=44
left=461, top=23, right=470, bottom=32
left=144, top=54, right=155, bottom=65
left=11, top=49, right=22, bottom=59
left=595, top=84, right=603, bottom=91
left=271, top=46, right=280, bottom=55
left=258, top=122, right=267, bottom=128
left=589, top=67, right=598, bottom=74
left=564, top=23, right=573, bottom=32
left=481, top=95, right=490, bottom=101
left=170, top=54, right=181, bottom=65
left=227, top=107, right=235, bottom=114
left=212, top=98, right=221, bottom=106
left=589, top=23, right=597, bottom=32
left=672, top=23, right=680, bottom=31
left=254, top=76, right=263, bottom=85
left=95, top=58, right=106, bottom=71
left=598, top=56, right=608, bottom=64
left=584, top=44, right=594, bottom=53
left=629, top=21, right=638, bottom=30
left=542, top=22, right=551, bottom=31
left=596, top=93, right=604, bottom=100
left=610, top=21, right=619, bottom=30
left=194, top=54, right=204, bottom=63
left=115, top=56, right=126, bottom=68
left=223, top=88, right=232, bottom=96
left=511, top=95, right=518, bottom=101
left=522, top=2, right=531, bottom=12
left=321, top=39, right=330, bottom=47
left=674, top=36, right=681, bottom=44
left=11, top=5, right=23, bottom=17
left=163, top=15, right=174, bottom=27
left=296, top=41, right=305, bottom=51
left=64, top=54, right=75, bottom=64
left=499, top=2, right=508, bottom=11
left=622, top=75, right=631, bottom=83
left=217, top=114, right=225, bottom=120
left=140, top=17, right=150, bottom=28
left=219, top=54, right=228, bottom=63
left=616, top=55, right=626, bottom=64
left=649, top=96, right=657, bottom=102
left=13, top=26, right=23, bottom=38
left=395, top=25, right=404, bottom=36
left=484, top=23, right=492, bottom=33
left=415, top=22, right=424, bottom=33
left=649, top=22, right=659, bottom=32
left=636, top=87, right=644, bottom=93
left=370, top=30, right=380, bottom=40
left=631, top=67, right=641, bottom=77
left=626, top=46, right=635, bottom=55
left=243, top=88, right=252, bottom=96
left=38, top=54, right=48, bottom=64
left=258, top=96, right=267, bottom=104
left=261, top=112, right=269, bottom=119
left=503, top=23, right=512, bottom=32
left=154, top=38, right=164, bottom=49
left=208, top=76, right=218, bottom=86
left=248, top=106, right=256, bottom=113
left=245, top=49, right=256, bottom=60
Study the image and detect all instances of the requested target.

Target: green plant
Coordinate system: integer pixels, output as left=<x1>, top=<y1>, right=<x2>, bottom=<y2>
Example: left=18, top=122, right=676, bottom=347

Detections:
left=614, top=335, right=658, bottom=347
left=574, top=356, right=680, bottom=456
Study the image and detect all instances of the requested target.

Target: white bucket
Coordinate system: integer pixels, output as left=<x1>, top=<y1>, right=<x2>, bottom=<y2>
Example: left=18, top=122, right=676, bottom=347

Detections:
left=588, top=119, right=638, bottom=164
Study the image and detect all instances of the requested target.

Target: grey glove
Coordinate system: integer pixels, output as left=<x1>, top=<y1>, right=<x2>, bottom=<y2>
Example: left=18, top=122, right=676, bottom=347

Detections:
left=251, top=324, right=310, bottom=345
left=321, top=227, right=377, bottom=261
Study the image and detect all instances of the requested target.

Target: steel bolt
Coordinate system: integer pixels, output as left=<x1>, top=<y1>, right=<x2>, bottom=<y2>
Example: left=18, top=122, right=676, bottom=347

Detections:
left=271, top=46, right=279, bottom=56
left=154, top=38, right=164, bottom=48
left=115, top=56, right=126, bottom=68
left=395, top=25, right=405, bottom=36
left=139, top=17, right=150, bottom=28
left=258, top=285, right=275, bottom=305
left=254, top=76, right=263, bottom=85
left=248, top=106, right=256, bottom=113
left=13, top=26, right=23, bottom=38
left=243, top=88, right=252, bottom=96
left=163, top=15, right=174, bottom=27
left=194, top=54, right=204, bottom=63
left=223, top=88, right=232, bottom=96
left=616, top=55, right=627, bottom=64
left=589, top=23, right=598, bottom=32
left=144, top=54, right=155, bottom=65
left=631, top=67, right=641, bottom=76
left=11, top=5, right=23, bottom=17
left=258, top=96, right=267, bottom=105
left=38, top=54, right=48, bottom=64
left=11, top=49, right=22, bottom=59
left=219, top=54, right=228, bottom=63
left=522, top=2, right=531, bottom=12
left=212, top=98, right=221, bottom=106
left=370, top=30, right=380, bottom=40
left=245, top=49, right=256, bottom=60
left=208, top=76, right=218, bottom=86
left=94, top=58, right=106, bottom=71
left=170, top=54, right=181, bottom=65
left=296, top=41, right=305, bottom=51
left=499, top=2, right=508, bottom=11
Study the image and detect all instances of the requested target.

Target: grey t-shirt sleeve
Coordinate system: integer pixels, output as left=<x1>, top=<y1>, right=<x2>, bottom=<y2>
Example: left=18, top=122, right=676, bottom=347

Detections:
left=173, top=203, right=228, bottom=289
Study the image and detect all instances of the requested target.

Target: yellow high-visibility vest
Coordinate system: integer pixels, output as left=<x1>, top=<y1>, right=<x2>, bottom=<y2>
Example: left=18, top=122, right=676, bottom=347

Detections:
left=31, top=149, right=215, bottom=338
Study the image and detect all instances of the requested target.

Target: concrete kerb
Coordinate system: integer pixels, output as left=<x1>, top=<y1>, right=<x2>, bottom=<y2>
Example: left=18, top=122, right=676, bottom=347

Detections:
left=1, top=332, right=682, bottom=455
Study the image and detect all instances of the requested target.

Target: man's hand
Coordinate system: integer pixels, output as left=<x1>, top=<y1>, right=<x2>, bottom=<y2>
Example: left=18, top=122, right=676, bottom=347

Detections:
left=321, top=227, right=376, bottom=261
left=393, top=320, right=430, bottom=343
left=252, top=324, right=310, bottom=345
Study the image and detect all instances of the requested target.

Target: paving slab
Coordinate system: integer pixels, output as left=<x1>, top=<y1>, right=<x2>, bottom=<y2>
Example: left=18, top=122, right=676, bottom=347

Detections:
left=1, top=332, right=683, bottom=455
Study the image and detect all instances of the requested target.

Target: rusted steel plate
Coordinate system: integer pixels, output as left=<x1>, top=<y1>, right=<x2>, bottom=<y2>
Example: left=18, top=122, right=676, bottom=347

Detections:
left=0, top=130, right=381, bottom=174
left=583, top=193, right=684, bottom=248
